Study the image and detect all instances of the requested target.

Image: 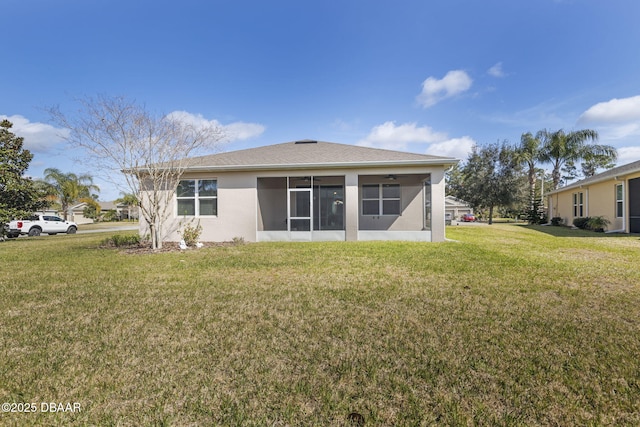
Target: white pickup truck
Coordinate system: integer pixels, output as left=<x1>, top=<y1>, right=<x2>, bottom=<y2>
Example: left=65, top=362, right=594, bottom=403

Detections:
left=5, top=214, right=78, bottom=238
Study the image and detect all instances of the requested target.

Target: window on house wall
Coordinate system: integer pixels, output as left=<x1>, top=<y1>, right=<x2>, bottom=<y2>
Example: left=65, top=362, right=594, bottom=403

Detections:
left=424, top=178, right=432, bottom=231
left=572, top=192, right=584, bottom=217
left=177, top=179, right=217, bottom=216
left=362, top=183, right=401, bottom=215
left=616, top=184, right=624, bottom=218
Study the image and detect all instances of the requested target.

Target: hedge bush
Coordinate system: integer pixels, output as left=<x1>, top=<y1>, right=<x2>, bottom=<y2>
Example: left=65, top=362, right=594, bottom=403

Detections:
left=551, top=217, right=563, bottom=226
left=573, top=217, right=590, bottom=230
left=102, top=234, right=141, bottom=247
left=572, top=216, right=610, bottom=232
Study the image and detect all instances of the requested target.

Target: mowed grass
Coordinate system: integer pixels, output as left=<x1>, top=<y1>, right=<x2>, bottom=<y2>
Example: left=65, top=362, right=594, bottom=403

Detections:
left=1, top=225, right=639, bottom=426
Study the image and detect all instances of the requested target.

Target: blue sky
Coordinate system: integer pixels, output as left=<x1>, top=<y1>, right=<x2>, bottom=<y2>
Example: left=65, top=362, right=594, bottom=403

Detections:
left=2, top=0, right=640, bottom=201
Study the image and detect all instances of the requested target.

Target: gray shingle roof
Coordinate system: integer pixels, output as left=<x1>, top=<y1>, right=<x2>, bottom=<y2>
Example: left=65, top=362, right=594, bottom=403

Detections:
left=547, top=159, right=640, bottom=194
left=184, top=140, right=458, bottom=171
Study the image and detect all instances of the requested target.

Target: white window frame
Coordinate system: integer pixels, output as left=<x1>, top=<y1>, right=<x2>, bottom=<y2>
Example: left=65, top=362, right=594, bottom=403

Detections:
left=573, top=192, right=584, bottom=217
left=361, top=183, right=401, bottom=216
left=176, top=179, right=218, bottom=217
left=615, top=183, right=624, bottom=218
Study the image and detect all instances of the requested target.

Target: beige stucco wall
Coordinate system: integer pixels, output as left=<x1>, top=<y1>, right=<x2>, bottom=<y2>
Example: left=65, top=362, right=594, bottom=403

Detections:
left=550, top=187, right=578, bottom=226
left=146, top=164, right=450, bottom=243
left=588, top=181, right=622, bottom=230
left=70, top=212, right=94, bottom=225
left=548, top=173, right=640, bottom=231
left=160, top=171, right=258, bottom=243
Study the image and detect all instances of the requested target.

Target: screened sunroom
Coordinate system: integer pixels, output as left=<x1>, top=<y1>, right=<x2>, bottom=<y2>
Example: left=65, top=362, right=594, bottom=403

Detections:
left=256, top=173, right=432, bottom=242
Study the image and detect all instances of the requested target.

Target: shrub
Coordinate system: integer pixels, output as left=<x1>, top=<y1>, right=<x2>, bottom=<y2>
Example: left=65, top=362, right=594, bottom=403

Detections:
left=551, top=217, right=563, bottom=226
left=180, top=221, right=203, bottom=247
left=103, top=234, right=141, bottom=247
left=572, top=216, right=611, bottom=232
left=573, top=217, right=590, bottom=230
left=101, top=209, right=120, bottom=222
left=586, top=216, right=610, bottom=232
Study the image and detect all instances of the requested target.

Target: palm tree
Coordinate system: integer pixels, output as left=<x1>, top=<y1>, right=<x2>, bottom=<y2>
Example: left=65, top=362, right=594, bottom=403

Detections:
left=537, top=129, right=617, bottom=190
left=43, top=168, right=100, bottom=219
left=116, top=192, right=139, bottom=220
left=518, top=132, right=543, bottom=218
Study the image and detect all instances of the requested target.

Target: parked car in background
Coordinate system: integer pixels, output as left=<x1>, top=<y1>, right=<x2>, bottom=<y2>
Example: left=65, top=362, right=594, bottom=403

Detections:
left=6, top=214, right=78, bottom=237
left=461, top=213, right=477, bottom=222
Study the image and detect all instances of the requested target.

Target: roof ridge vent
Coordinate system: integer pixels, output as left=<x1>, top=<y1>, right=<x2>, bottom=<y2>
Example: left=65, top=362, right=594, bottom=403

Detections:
left=294, top=139, right=318, bottom=144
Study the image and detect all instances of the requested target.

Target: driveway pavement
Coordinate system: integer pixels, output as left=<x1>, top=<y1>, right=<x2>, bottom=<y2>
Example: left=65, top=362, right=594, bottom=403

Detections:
left=450, top=220, right=488, bottom=226
left=77, top=225, right=139, bottom=234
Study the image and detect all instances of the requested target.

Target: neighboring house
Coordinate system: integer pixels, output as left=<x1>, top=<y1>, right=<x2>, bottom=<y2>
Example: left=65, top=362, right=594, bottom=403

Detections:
left=546, top=159, right=640, bottom=233
left=100, top=201, right=140, bottom=221
left=141, top=139, right=458, bottom=243
left=67, top=203, right=94, bottom=225
left=445, top=196, right=473, bottom=221
left=67, top=201, right=139, bottom=224
left=98, top=201, right=117, bottom=218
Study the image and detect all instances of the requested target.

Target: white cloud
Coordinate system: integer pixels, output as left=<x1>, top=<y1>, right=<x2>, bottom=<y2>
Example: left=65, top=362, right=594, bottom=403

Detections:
left=425, top=136, right=476, bottom=160
left=0, top=114, right=69, bottom=153
left=487, top=62, right=506, bottom=78
left=357, top=121, right=474, bottom=160
left=167, top=111, right=265, bottom=141
left=357, top=121, right=448, bottom=151
left=1, top=111, right=264, bottom=154
left=223, top=122, right=266, bottom=140
left=416, top=70, right=473, bottom=108
left=579, top=95, right=640, bottom=123
left=616, top=146, right=640, bottom=165
left=577, top=95, right=640, bottom=145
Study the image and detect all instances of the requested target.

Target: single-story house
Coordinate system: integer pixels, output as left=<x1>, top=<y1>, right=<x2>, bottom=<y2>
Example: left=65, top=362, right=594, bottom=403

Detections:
left=68, top=201, right=139, bottom=223
left=99, top=201, right=140, bottom=221
left=67, top=203, right=94, bottom=225
left=546, top=159, right=640, bottom=233
left=143, top=139, right=458, bottom=242
left=445, top=196, right=473, bottom=221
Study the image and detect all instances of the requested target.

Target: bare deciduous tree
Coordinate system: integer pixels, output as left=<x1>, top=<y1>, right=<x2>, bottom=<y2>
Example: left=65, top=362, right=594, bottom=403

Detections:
left=49, top=95, right=225, bottom=249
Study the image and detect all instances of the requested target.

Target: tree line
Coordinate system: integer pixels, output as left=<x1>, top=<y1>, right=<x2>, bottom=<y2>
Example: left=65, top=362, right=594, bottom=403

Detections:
left=447, top=129, right=617, bottom=224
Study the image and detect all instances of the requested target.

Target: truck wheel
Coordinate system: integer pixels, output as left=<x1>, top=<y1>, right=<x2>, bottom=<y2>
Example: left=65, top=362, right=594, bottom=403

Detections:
left=67, top=226, right=77, bottom=234
left=28, top=227, right=42, bottom=237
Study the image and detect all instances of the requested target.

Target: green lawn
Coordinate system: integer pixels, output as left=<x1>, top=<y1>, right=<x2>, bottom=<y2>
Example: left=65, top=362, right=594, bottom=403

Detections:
left=1, top=225, right=639, bottom=426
